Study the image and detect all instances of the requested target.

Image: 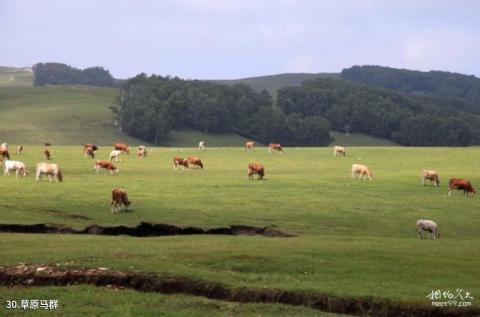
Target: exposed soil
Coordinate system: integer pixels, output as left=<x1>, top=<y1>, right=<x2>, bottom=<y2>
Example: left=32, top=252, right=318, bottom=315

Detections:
left=0, top=264, right=476, bottom=317
left=0, top=222, right=293, bottom=237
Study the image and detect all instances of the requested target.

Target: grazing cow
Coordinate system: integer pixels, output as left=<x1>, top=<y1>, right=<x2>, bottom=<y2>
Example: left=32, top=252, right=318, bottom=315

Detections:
left=111, top=188, right=131, bottom=212
left=114, top=143, right=129, bottom=154
left=421, top=170, right=439, bottom=187
left=95, top=160, right=118, bottom=175
left=84, top=146, right=95, bottom=159
left=0, top=143, right=8, bottom=151
left=16, top=145, right=23, bottom=154
left=110, top=150, right=123, bottom=162
left=136, top=145, right=147, bottom=158
left=245, top=141, right=255, bottom=151
left=198, top=141, right=205, bottom=151
left=416, top=220, right=439, bottom=239
left=333, top=146, right=346, bottom=156
left=248, top=163, right=265, bottom=180
left=4, top=160, right=28, bottom=177
left=0, top=149, right=10, bottom=161
left=84, top=144, right=98, bottom=152
left=351, top=164, right=373, bottom=180
left=268, top=143, right=283, bottom=153
left=173, top=157, right=189, bottom=170
left=187, top=156, right=203, bottom=169
left=44, top=149, right=51, bottom=160
left=448, top=178, right=475, bottom=196
left=36, top=163, right=63, bottom=182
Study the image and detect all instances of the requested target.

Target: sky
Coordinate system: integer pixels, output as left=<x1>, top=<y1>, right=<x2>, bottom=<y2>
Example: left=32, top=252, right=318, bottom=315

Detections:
left=1, top=0, right=479, bottom=79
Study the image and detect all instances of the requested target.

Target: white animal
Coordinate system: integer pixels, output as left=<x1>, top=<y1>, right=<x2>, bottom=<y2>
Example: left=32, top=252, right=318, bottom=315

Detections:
left=3, top=160, right=28, bottom=177
left=198, top=141, right=205, bottom=151
left=351, top=164, right=373, bottom=180
left=333, top=145, right=346, bottom=156
left=36, top=163, right=63, bottom=182
left=416, top=219, right=439, bottom=239
left=0, top=143, right=8, bottom=151
left=109, top=150, right=123, bottom=162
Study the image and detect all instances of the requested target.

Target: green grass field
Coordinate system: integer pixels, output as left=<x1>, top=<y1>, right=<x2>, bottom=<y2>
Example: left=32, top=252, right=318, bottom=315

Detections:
left=0, top=146, right=479, bottom=316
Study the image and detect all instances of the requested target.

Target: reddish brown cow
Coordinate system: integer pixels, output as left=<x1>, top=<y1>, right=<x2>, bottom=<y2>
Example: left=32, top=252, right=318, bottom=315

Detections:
left=111, top=188, right=131, bottom=212
left=268, top=143, right=283, bottom=153
left=43, top=149, right=51, bottom=160
left=448, top=178, right=476, bottom=196
left=173, top=157, right=189, bottom=170
left=187, top=156, right=203, bottom=169
left=84, top=144, right=98, bottom=152
left=114, top=143, right=130, bottom=154
left=0, top=149, right=10, bottom=161
left=95, top=160, right=118, bottom=175
left=84, top=146, right=95, bottom=159
left=248, top=163, right=265, bottom=180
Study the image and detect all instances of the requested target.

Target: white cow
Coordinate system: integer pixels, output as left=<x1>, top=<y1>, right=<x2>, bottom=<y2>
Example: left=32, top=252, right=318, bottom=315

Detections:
left=416, top=219, right=439, bottom=239
left=110, top=150, right=123, bottom=162
left=333, top=146, right=346, bottom=156
left=4, top=160, right=28, bottom=177
left=36, top=163, right=63, bottom=182
left=0, top=143, right=8, bottom=151
left=351, top=164, right=373, bottom=180
left=198, top=141, right=205, bottom=151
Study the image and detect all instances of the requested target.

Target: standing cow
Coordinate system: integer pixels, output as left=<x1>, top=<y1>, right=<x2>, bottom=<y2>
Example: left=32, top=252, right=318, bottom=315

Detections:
left=16, top=145, right=23, bottom=154
left=187, top=156, right=203, bottom=169
left=36, top=163, right=63, bottom=182
left=198, top=141, right=205, bottom=151
left=0, top=149, right=10, bottom=161
left=334, top=146, right=346, bottom=156
left=248, top=163, right=265, bottom=180
left=111, top=188, right=131, bottom=212
left=268, top=143, right=283, bottom=153
left=95, top=160, right=118, bottom=175
left=245, top=141, right=255, bottom=151
left=351, top=164, right=373, bottom=180
left=84, top=146, right=95, bottom=159
left=114, top=143, right=130, bottom=154
left=136, top=145, right=147, bottom=158
left=448, top=178, right=475, bottom=196
left=173, top=157, right=189, bottom=170
left=421, top=170, right=439, bottom=187
left=110, top=150, right=123, bottom=162
left=416, top=220, right=439, bottom=239
left=4, top=161, right=29, bottom=177
left=43, top=149, right=51, bottom=160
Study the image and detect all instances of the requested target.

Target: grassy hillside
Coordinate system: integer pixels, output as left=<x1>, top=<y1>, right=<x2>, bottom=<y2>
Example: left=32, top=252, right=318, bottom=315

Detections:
left=0, top=86, right=143, bottom=145
left=0, top=66, right=33, bottom=87
left=211, top=72, right=339, bottom=96
left=0, top=146, right=478, bottom=315
left=329, top=131, right=398, bottom=146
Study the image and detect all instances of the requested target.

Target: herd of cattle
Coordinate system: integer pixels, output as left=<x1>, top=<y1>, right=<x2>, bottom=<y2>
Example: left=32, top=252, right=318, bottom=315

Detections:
left=0, top=141, right=476, bottom=239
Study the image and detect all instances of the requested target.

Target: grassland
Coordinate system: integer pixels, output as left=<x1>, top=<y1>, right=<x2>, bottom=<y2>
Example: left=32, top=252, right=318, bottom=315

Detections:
left=329, top=131, right=398, bottom=146
left=0, top=146, right=479, bottom=315
left=0, top=67, right=33, bottom=87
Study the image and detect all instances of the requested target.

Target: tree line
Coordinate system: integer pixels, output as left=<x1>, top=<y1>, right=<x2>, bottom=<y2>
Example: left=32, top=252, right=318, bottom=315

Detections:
left=112, top=74, right=332, bottom=145
left=277, top=78, right=480, bottom=146
left=33, top=63, right=117, bottom=87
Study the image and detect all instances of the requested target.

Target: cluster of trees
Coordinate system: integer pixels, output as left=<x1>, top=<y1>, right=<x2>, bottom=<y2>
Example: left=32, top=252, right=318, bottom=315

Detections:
left=33, top=63, right=116, bottom=87
left=112, top=74, right=332, bottom=145
left=277, top=78, right=480, bottom=146
left=341, top=65, right=480, bottom=111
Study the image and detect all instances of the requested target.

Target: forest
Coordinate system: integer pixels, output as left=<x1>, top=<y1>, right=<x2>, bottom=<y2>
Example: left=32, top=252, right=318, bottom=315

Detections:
left=33, top=63, right=117, bottom=87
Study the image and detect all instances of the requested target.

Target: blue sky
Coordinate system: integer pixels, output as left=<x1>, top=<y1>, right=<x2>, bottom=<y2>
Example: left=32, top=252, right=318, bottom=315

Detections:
left=1, top=0, right=479, bottom=79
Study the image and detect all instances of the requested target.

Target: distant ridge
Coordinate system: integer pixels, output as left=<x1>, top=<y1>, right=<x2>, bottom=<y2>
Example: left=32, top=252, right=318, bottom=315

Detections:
left=210, top=72, right=339, bottom=96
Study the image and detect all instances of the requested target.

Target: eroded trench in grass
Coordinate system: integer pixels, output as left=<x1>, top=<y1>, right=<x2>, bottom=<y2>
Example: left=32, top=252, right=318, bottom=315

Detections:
left=0, top=264, right=476, bottom=317
left=0, top=221, right=293, bottom=237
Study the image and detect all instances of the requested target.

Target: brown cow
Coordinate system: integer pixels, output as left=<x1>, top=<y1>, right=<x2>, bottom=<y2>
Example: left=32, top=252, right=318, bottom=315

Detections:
left=84, top=144, right=98, bottom=152
left=248, top=163, right=265, bottom=180
left=84, top=146, right=95, bottom=159
left=95, top=160, right=118, bottom=175
left=111, top=188, right=131, bottom=212
left=245, top=141, right=255, bottom=151
left=448, top=178, right=475, bottom=196
left=268, top=143, right=283, bottom=153
left=16, top=145, right=23, bottom=154
left=43, top=149, right=51, bottom=160
left=0, top=149, right=10, bottom=161
left=187, top=156, right=203, bottom=169
left=136, top=145, right=147, bottom=158
left=173, top=157, right=189, bottom=170
left=114, top=143, right=130, bottom=154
